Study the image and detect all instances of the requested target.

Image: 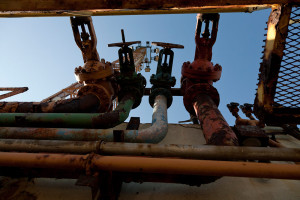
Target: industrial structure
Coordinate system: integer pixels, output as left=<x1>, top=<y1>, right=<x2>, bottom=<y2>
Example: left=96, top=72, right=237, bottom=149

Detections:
left=0, top=1, right=299, bottom=199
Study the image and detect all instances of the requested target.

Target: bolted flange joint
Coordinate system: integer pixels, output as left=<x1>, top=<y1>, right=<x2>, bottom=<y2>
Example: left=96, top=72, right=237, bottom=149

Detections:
left=181, top=81, right=220, bottom=115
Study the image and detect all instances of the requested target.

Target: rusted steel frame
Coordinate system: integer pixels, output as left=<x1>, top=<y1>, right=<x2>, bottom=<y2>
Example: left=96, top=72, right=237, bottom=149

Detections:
left=0, top=87, right=28, bottom=100
left=254, top=4, right=293, bottom=123
left=0, top=0, right=289, bottom=12
left=0, top=95, right=167, bottom=143
left=0, top=152, right=299, bottom=180
left=0, top=93, right=100, bottom=113
left=193, top=94, right=239, bottom=146
left=1, top=139, right=299, bottom=162
left=0, top=5, right=271, bottom=17
left=0, top=94, right=134, bottom=129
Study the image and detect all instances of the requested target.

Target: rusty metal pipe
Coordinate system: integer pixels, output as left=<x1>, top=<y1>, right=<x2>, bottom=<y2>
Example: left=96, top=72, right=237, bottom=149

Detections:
left=0, top=95, right=167, bottom=143
left=193, top=94, right=239, bottom=146
left=0, top=94, right=100, bottom=113
left=100, top=142, right=300, bottom=162
left=0, top=139, right=299, bottom=162
left=0, top=152, right=299, bottom=180
left=0, top=94, right=134, bottom=129
left=0, top=139, right=100, bottom=154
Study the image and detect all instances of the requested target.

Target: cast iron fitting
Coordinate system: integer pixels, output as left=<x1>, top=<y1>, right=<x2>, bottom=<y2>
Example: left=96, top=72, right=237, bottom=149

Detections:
left=77, top=83, right=115, bottom=112
left=71, top=16, right=114, bottom=83
left=182, top=82, right=220, bottom=115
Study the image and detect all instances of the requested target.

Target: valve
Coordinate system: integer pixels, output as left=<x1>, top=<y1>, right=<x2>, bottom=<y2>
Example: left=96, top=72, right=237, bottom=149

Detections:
left=149, top=42, right=184, bottom=108
left=240, top=103, right=256, bottom=120
left=71, top=16, right=115, bottom=112
left=227, top=102, right=240, bottom=118
left=181, top=13, right=221, bottom=114
left=71, top=16, right=114, bottom=82
left=108, top=30, right=146, bottom=109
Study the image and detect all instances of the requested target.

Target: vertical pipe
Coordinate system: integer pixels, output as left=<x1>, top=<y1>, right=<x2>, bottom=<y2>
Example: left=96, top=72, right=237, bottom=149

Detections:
left=193, top=94, right=238, bottom=146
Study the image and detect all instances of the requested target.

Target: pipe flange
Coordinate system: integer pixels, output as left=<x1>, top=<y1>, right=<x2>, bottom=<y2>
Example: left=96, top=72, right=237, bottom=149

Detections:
left=77, top=84, right=112, bottom=112
left=75, top=62, right=114, bottom=82
left=181, top=60, right=222, bottom=82
left=149, top=88, right=173, bottom=108
left=183, top=83, right=219, bottom=114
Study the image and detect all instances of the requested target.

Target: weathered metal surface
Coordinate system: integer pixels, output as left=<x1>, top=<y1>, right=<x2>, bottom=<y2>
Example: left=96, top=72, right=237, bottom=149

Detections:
left=180, top=14, right=238, bottom=146
left=99, top=142, right=300, bottom=161
left=0, top=94, right=134, bottom=128
left=1, top=139, right=299, bottom=161
left=0, top=87, right=28, bottom=100
left=0, top=5, right=271, bottom=17
left=144, top=88, right=181, bottom=96
left=124, top=95, right=168, bottom=143
left=0, top=1, right=289, bottom=12
left=0, top=139, right=99, bottom=154
left=194, top=94, right=239, bottom=146
left=254, top=5, right=300, bottom=125
left=0, top=96, right=166, bottom=143
left=0, top=94, right=101, bottom=113
left=0, top=152, right=299, bottom=180
left=234, top=125, right=269, bottom=147
left=227, top=102, right=261, bottom=126
left=181, top=13, right=221, bottom=84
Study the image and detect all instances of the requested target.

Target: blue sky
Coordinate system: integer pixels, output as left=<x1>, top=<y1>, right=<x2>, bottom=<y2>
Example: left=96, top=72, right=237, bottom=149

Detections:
left=0, top=9, right=270, bottom=125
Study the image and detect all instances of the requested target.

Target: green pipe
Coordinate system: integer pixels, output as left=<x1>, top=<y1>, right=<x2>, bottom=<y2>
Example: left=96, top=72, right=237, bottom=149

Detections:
left=0, top=95, right=134, bottom=129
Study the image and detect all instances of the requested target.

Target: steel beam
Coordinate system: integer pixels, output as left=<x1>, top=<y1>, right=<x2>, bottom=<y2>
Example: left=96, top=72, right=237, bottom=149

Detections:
left=0, top=0, right=284, bottom=17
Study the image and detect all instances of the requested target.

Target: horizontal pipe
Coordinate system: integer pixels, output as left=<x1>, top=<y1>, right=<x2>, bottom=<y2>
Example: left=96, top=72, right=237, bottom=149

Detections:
left=0, top=94, right=134, bottom=129
left=0, top=139, right=99, bottom=154
left=0, top=139, right=299, bottom=162
left=100, top=142, right=300, bottom=162
left=0, top=93, right=101, bottom=113
left=0, top=95, right=168, bottom=143
left=0, top=152, right=299, bottom=180
left=0, top=5, right=271, bottom=17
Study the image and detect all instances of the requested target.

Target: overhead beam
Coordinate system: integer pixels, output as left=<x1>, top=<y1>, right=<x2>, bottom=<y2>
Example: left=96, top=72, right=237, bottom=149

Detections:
left=0, top=0, right=295, bottom=11
left=0, top=1, right=297, bottom=17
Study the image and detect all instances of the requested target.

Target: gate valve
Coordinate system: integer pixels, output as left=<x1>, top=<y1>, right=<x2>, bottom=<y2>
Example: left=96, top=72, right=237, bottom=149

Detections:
left=108, top=30, right=146, bottom=109
left=181, top=13, right=221, bottom=84
left=149, top=42, right=184, bottom=108
left=71, top=16, right=115, bottom=112
left=181, top=13, right=221, bottom=114
left=71, top=16, right=114, bottom=83
left=240, top=103, right=256, bottom=120
left=227, top=102, right=240, bottom=118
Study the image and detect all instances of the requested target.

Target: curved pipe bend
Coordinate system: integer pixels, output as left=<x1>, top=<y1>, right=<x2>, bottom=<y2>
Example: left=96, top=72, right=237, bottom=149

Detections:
left=0, top=95, right=168, bottom=143
left=124, top=95, right=168, bottom=143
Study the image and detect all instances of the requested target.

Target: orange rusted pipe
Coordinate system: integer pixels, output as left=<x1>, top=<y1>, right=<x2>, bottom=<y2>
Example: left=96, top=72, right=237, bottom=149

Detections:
left=0, top=152, right=299, bottom=180
left=93, top=156, right=300, bottom=179
left=0, top=152, right=87, bottom=170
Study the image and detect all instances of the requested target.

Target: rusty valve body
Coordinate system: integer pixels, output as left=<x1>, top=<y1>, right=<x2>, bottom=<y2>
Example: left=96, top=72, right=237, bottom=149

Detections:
left=181, top=13, right=238, bottom=146
left=181, top=13, right=221, bottom=114
left=71, top=17, right=116, bottom=112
